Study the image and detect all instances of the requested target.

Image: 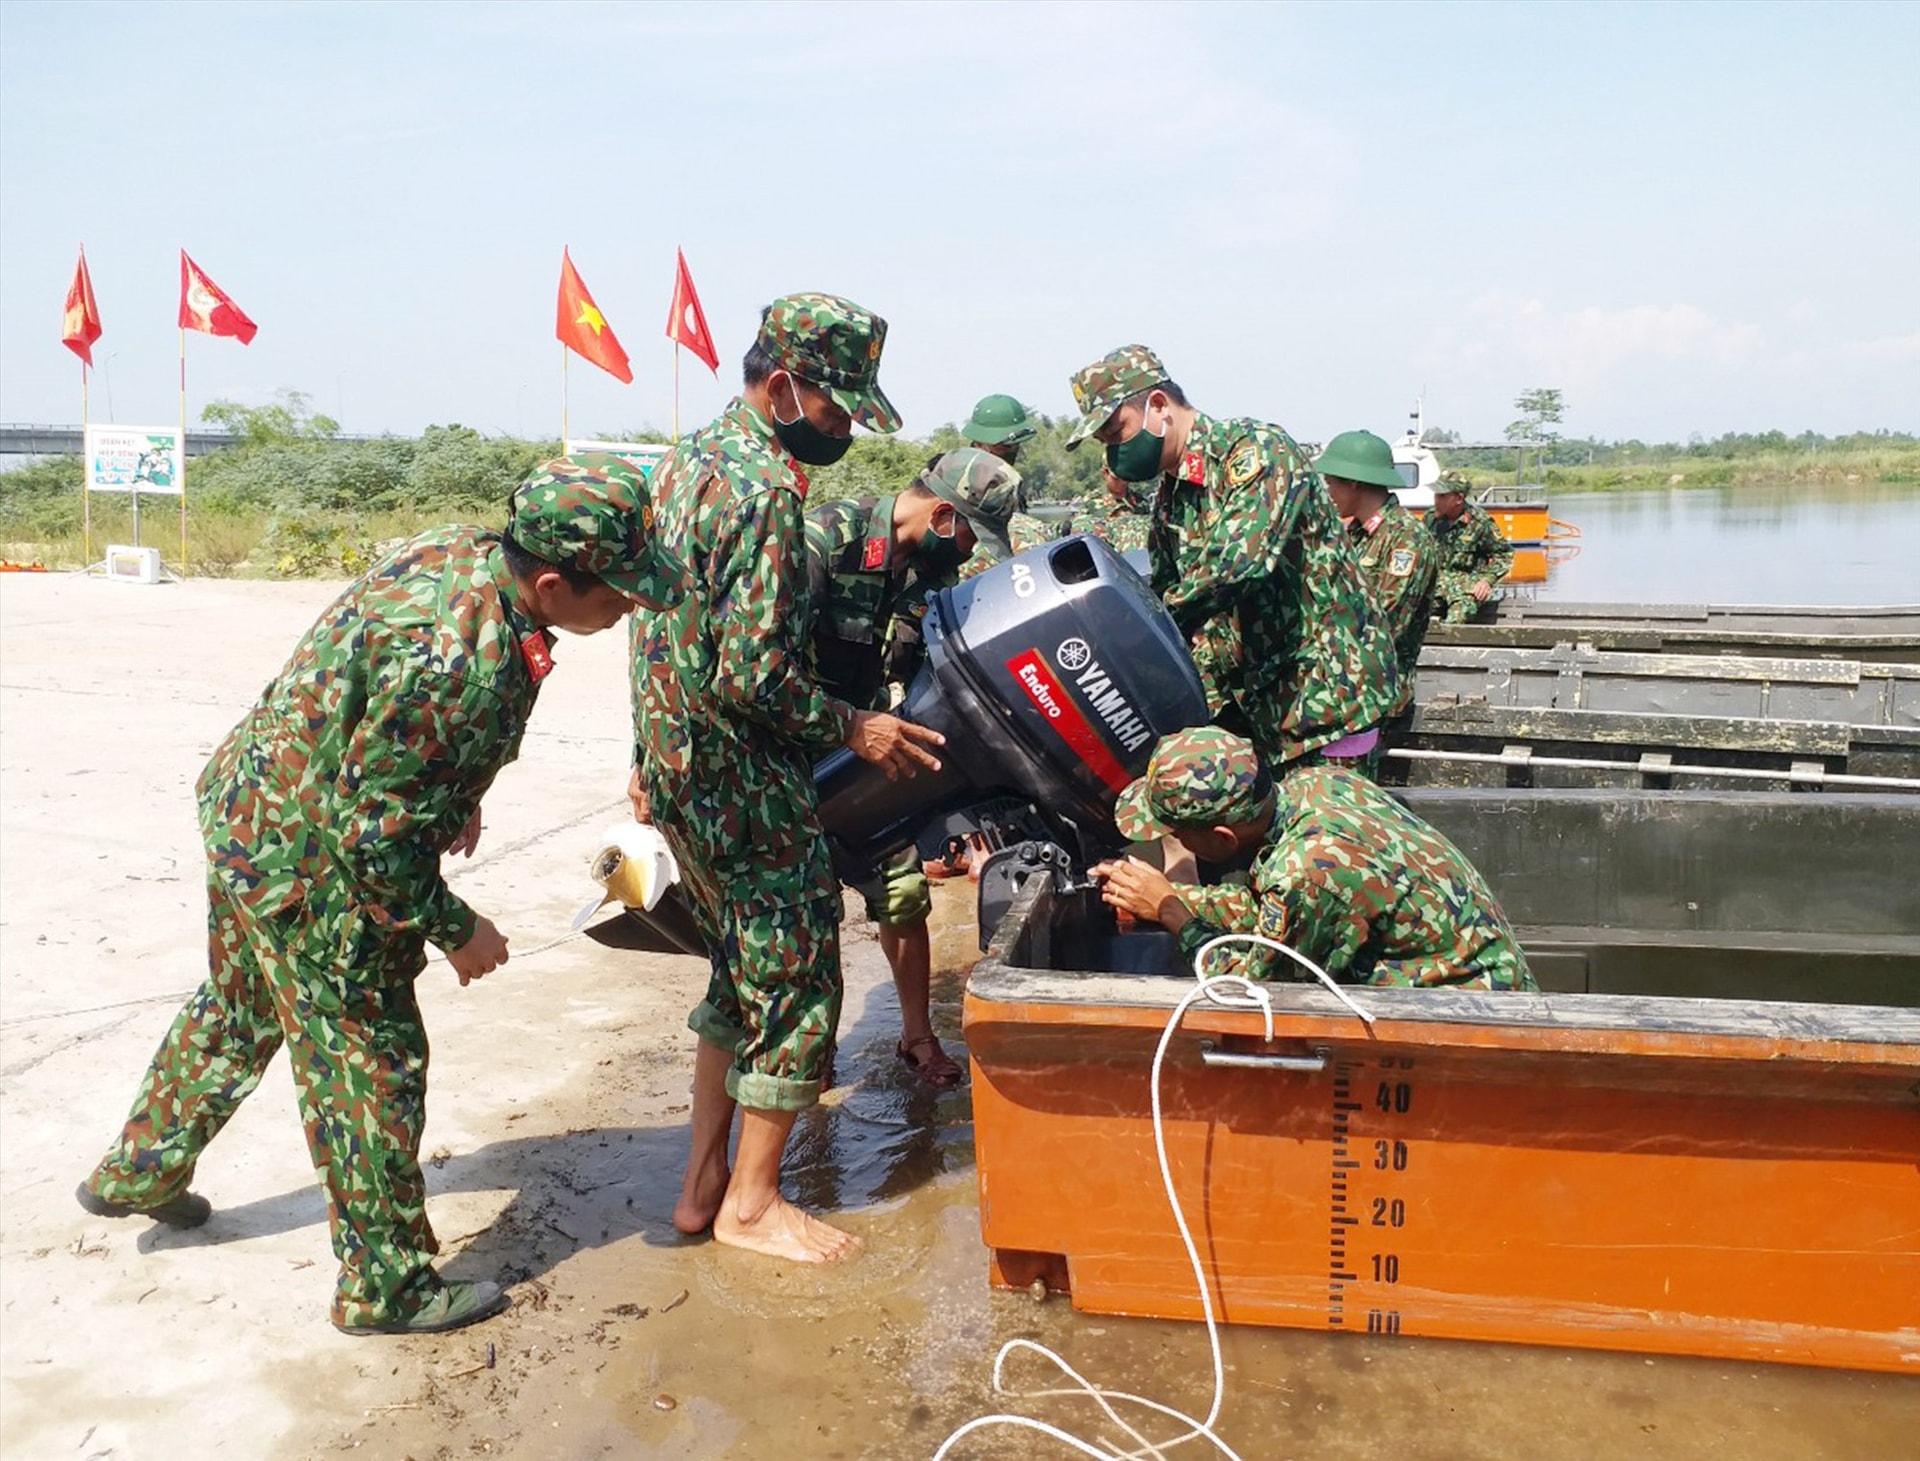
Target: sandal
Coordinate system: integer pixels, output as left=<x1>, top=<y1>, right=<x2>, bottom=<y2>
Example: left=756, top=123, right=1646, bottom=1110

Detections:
left=896, top=1034, right=964, bottom=1089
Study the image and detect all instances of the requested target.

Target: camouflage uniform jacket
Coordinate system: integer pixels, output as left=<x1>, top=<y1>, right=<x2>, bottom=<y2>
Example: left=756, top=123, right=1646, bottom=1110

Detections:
left=1150, top=413, right=1400, bottom=765
left=1347, top=494, right=1437, bottom=716
left=956, top=512, right=1060, bottom=581
left=1078, top=501, right=1152, bottom=553
left=198, top=526, right=551, bottom=956
left=804, top=493, right=956, bottom=710
left=1428, top=501, right=1514, bottom=610
left=633, top=398, right=855, bottom=911
left=1175, top=765, right=1534, bottom=990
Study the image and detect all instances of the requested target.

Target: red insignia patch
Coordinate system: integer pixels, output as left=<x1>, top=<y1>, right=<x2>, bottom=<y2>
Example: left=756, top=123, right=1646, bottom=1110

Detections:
left=1179, top=450, right=1205, bottom=483
left=862, top=536, right=887, bottom=571
left=520, top=632, right=555, bottom=682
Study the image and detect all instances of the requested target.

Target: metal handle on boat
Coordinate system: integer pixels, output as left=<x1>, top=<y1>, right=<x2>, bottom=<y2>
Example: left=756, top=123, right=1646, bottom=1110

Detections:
left=1198, top=1042, right=1329, bottom=1073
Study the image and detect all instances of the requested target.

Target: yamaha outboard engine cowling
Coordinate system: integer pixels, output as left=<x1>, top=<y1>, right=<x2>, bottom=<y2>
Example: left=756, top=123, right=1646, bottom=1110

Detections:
left=814, top=533, right=1209, bottom=882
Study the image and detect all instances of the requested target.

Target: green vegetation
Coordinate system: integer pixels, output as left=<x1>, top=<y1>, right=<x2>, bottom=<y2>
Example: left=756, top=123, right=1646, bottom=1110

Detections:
left=1442, top=430, right=1920, bottom=492
left=1441, top=388, right=1920, bottom=489
left=3, top=389, right=1914, bottom=576
left=2, top=393, right=558, bottom=575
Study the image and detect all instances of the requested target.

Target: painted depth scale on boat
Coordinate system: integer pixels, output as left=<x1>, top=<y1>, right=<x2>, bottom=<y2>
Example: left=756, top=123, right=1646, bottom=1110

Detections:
left=963, top=788, right=1920, bottom=1374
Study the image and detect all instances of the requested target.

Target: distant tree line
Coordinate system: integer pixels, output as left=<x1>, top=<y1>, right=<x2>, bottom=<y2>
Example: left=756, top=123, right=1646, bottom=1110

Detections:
left=5, top=386, right=1914, bottom=562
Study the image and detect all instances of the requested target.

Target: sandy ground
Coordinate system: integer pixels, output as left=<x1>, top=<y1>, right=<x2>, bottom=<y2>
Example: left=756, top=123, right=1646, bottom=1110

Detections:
left=4, top=571, right=1917, bottom=1461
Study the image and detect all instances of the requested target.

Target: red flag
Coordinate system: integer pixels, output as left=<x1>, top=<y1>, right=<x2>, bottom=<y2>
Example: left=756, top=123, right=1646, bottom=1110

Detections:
left=62, top=248, right=102, bottom=366
left=556, top=248, right=633, bottom=384
left=179, top=251, right=258, bottom=344
left=665, top=248, right=719, bottom=374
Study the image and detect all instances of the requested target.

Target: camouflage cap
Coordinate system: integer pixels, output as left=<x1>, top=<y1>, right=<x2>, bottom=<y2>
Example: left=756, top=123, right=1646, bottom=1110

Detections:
left=756, top=293, right=901, bottom=434
left=1065, top=345, right=1169, bottom=450
left=962, top=393, right=1037, bottom=447
left=1113, top=726, right=1274, bottom=841
left=508, top=452, right=687, bottom=609
left=1435, top=469, right=1469, bottom=497
left=914, top=447, right=1021, bottom=561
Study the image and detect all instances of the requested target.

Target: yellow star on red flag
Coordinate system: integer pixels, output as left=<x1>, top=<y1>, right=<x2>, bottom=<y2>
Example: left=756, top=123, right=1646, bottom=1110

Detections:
left=555, top=248, right=631, bottom=383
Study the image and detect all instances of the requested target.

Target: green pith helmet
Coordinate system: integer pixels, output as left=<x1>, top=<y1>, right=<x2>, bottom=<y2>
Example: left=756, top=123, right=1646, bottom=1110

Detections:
left=1315, top=430, right=1403, bottom=492
left=962, top=393, right=1037, bottom=447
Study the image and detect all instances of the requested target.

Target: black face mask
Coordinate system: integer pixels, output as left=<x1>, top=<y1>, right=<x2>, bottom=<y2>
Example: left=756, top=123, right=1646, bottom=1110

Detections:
left=773, top=380, right=852, bottom=466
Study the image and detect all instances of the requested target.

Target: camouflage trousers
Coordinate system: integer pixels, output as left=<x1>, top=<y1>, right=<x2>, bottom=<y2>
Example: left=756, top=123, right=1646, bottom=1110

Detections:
left=84, top=869, right=438, bottom=1328
left=1434, top=570, right=1496, bottom=624
left=850, top=846, right=932, bottom=929
left=683, top=888, right=844, bottom=1114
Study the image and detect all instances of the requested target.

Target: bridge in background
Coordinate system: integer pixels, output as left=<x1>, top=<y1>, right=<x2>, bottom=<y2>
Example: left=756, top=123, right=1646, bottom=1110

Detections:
left=0, top=424, right=381, bottom=458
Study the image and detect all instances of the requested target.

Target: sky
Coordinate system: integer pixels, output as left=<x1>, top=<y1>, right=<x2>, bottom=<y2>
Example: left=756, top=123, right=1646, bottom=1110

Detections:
left=2, top=0, right=1916, bottom=447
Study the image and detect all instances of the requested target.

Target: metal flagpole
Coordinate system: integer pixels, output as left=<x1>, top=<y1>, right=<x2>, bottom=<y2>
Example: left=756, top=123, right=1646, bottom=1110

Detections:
left=673, top=345, right=680, bottom=443
left=562, top=343, right=570, bottom=450
left=81, top=358, right=91, bottom=565
left=178, top=327, right=188, bottom=575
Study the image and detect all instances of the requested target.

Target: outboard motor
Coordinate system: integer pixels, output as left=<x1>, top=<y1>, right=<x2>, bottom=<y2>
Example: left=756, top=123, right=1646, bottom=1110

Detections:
left=814, top=533, right=1209, bottom=883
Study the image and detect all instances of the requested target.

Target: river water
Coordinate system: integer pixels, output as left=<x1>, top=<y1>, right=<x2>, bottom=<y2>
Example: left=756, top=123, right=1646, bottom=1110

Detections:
left=1526, top=481, right=1920, bottom=605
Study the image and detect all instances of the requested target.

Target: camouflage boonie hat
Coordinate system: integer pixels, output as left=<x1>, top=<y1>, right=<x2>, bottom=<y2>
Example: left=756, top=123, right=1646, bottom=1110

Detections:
left=914, top=447, right=1021, bottom=561
left=962, top=393, right=1037, bottom=447
left=1065, top=345, right=1169, bottom=450
left=508, top=452, right=687, bottom=609
left=1435, top=469, right=1469, bottom=497
left=1113, top=726, right=1275, bottom=840
left=756, top=293, right=901, bottom=434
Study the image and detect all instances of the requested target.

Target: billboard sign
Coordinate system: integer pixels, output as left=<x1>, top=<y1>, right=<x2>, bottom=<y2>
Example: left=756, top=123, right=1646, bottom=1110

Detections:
left=85, top=425, right=184, bottom=496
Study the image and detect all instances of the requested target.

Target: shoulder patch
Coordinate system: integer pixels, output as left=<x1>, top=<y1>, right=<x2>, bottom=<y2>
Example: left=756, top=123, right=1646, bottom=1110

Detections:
left=1256, top=898, right=1288, bottom=940
left=862, top=536, right=887, bottom=571
left=1225, top=439, right=1265, bottom=488
left=1388, top=546, right=1416, bottom=577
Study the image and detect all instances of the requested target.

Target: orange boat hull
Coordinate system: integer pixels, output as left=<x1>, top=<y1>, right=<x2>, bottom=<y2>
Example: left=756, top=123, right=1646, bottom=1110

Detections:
left=1487, top=504, right=1552, bottom=543
left=966, top=976, right=1920, bottom=1373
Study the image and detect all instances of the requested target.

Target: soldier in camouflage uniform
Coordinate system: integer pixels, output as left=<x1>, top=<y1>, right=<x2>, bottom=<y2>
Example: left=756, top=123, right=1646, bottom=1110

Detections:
left=1075, top=467, right=1153, bottom=554
left=1091, top=727, right=1534, bottom=991
left=1064, top=346, right=1400, bottom=771
left=962, top=392, right=1037, bottom=465
left=78, top=455, right=683, bottom=1334
left=955, top=503, right=1063, bottom=582
left=1317, top=429, right=1438, bottom=770
left=630, top=293, right=943, bottom=1265
left=804, top=447, right=1019, bottom=1088
left=1428, top=471, right=1515, bottom=623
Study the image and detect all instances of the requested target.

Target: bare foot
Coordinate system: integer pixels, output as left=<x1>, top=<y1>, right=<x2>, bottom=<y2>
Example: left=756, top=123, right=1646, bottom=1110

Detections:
left=713, top=1193, right=860, bottom=1264
left=673, top=1156, right=729, bottom=1235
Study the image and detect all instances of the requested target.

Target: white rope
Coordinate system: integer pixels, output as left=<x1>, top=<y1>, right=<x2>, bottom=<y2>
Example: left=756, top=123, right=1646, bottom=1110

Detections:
left=1192, top=934, right=1375, bottom=1028
left=935, top=931, right=1372, bottom=1459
